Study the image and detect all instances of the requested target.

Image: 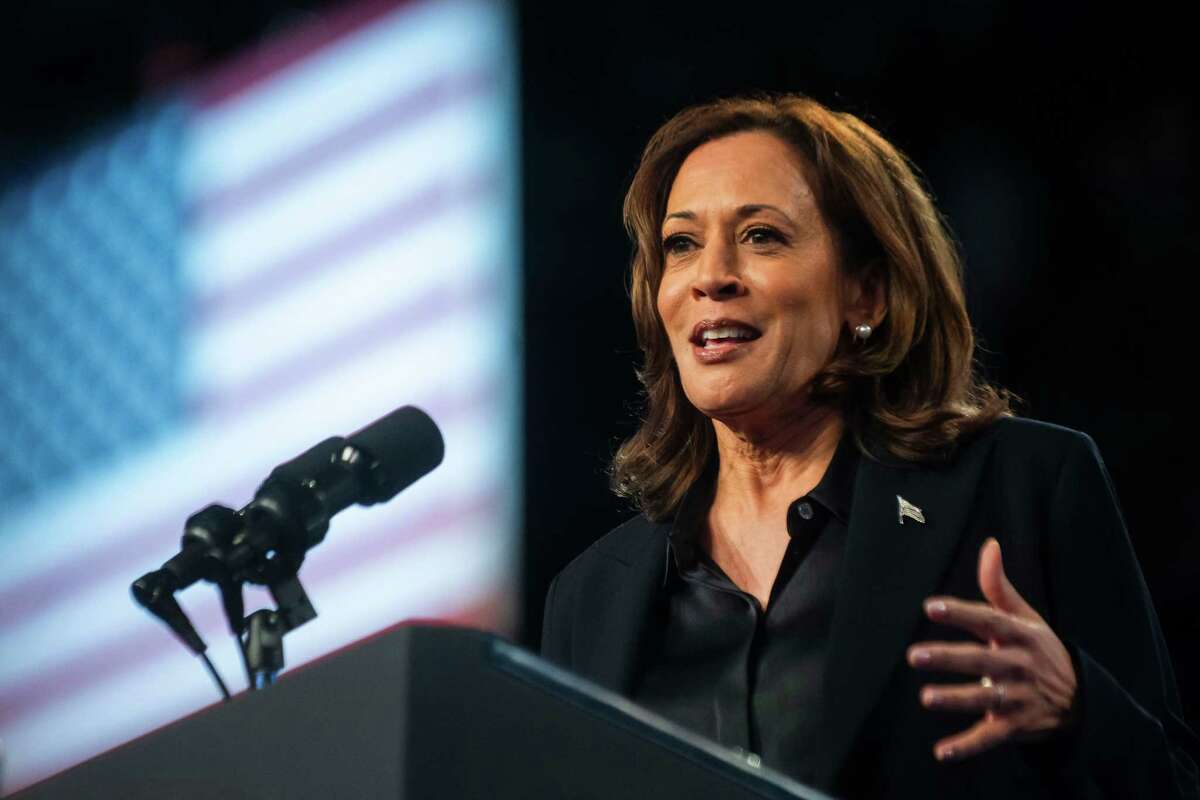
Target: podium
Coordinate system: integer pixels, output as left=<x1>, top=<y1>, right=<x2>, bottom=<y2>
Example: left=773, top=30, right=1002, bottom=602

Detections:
left=13, top=626, right=830, bottom=799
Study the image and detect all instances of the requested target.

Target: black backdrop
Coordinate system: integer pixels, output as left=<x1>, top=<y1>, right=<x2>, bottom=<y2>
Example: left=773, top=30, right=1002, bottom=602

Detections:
left=2, top=0, right=1196, bottom=724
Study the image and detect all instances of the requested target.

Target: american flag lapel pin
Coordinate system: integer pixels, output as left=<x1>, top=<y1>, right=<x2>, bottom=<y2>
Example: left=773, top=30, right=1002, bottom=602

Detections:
left=897, top=495, right=925, bottom=525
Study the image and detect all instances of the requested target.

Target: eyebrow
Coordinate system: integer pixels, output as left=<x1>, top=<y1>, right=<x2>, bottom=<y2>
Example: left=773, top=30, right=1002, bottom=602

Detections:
left=663, top=204, right=791, bottom=225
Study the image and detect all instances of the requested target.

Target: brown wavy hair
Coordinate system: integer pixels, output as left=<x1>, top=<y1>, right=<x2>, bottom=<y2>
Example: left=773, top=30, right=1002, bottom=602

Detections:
left=611, top=93, right=1013, bottom=521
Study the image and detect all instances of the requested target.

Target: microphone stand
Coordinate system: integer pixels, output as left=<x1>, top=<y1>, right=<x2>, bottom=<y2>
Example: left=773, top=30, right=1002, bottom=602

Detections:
left=131, top=406, right=444, bottom=697
left=139, top=502, right=319, bottom=691
left=236, top=573, right=317, bottom=689
left=207, top=497, right=319, bottom=690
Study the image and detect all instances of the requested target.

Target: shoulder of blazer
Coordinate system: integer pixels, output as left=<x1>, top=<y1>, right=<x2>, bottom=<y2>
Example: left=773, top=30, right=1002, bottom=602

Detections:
left=553, top=513, right=670, bottom=585
left=543, top=513, right=671, bottom=688
left=987, top=414, right=1092, bottom=448
left=953, top=415, right=1096, bottom=473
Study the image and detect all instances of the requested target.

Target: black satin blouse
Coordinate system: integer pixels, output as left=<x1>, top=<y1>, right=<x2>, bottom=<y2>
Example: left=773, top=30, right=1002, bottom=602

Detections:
left=631, top=437, right=859, bottom=784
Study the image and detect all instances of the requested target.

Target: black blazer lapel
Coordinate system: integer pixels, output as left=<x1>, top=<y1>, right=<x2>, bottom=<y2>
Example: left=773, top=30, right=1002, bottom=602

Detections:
left=814, top=435, right=997, bottom=787
left=571, top=518, right=670, bottom=694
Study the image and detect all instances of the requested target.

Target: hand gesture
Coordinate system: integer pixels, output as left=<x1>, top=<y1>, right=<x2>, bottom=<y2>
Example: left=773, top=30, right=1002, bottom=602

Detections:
left=907, top=538, right=1078, bottom=761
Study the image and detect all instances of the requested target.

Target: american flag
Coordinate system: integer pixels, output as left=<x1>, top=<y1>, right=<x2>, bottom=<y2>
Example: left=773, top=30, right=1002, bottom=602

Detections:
left=0, top=0, right=520, bottom=791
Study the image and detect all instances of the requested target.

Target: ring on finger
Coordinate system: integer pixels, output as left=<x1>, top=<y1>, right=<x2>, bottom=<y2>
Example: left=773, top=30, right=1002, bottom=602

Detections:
left=979, top=675, right=1006, bottom=708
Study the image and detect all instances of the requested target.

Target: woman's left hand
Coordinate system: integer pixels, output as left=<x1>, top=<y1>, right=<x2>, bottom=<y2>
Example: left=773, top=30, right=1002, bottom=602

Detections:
left=907, top=538, right=1078, bottom=762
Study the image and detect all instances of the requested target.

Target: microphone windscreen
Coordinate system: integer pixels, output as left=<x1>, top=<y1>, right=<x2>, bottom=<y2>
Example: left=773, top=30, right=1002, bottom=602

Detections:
left=348, top=406, right=444, bottom=502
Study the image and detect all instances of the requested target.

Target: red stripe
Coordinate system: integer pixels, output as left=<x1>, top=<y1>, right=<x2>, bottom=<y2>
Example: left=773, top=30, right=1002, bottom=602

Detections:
left=189, top=0, right=423, bottom=109
left=192, top=168, right=500, bottom=327
left=0, top=487, right=506, bottom=734
left=292, top=486, right=506, bottom=590
left=190, top=271, right=502, bottom=421
left=192, top=68, right=495, bottom=225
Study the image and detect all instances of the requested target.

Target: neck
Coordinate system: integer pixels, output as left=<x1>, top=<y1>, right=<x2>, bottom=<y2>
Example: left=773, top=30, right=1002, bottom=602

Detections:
left=710, top=403, right=844, bottom=520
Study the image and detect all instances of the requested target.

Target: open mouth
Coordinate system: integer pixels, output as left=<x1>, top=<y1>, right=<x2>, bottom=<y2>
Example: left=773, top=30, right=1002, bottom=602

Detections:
left=689, top=319, right=763, bottom=348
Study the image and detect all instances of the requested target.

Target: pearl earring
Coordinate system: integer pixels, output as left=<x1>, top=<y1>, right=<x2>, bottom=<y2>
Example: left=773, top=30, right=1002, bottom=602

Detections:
left=853, top=323, right=873, bottom=342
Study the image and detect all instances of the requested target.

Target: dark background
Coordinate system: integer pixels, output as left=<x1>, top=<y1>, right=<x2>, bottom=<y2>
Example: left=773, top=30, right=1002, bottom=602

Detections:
left=2, top=0, right=1195, bottom=723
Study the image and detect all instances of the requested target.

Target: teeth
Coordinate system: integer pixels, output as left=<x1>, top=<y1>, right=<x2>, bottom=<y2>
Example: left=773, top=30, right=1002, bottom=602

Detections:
left=701, top=326, right=755, bottom=341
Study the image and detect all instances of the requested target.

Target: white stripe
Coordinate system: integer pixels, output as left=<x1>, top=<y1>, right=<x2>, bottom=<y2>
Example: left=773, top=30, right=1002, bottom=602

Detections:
left=184, top=96, right=508, bottom=299
left=182, top=201, right=509, bottom=399
left=186, top=0, right=507, bottom=199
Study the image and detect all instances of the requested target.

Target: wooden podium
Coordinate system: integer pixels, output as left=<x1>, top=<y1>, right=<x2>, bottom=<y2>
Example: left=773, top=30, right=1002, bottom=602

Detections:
left=13, top=626, right=831, bottom=799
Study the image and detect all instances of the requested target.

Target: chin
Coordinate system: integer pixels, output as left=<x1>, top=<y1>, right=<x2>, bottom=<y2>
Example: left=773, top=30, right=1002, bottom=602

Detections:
left=681, top=384, right=769, bottom=421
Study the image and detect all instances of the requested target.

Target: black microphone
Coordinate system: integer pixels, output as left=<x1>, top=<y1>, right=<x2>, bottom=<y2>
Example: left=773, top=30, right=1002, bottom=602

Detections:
left=133, top=405, right=444, bottom=603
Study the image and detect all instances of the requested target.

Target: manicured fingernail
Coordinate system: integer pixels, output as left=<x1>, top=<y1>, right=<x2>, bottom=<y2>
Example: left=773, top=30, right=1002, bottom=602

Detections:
left=909, top=648, right=931, bottom=666
left=938, top=746, right=956, bottom=761
left=925, top=600, right=947, bottom=616
left=921, top=688, right=938, bottom=707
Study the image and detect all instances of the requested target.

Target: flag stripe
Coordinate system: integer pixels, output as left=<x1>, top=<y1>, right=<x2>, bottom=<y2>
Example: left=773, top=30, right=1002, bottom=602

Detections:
left=192, top=170, right=499, bottom=326
left=191, top=271, right=502, bottom=420
left=190, top=0, right=420, bottom=109
left=192, top=68, right=495, bottom=226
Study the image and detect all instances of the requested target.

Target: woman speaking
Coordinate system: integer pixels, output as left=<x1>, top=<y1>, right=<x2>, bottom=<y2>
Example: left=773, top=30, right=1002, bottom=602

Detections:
left=540, top=94, right=1199, bottom=798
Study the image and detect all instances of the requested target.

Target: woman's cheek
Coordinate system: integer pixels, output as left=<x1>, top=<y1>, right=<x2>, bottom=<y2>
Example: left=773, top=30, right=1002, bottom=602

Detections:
left=656, top=279, right=686, bottom=342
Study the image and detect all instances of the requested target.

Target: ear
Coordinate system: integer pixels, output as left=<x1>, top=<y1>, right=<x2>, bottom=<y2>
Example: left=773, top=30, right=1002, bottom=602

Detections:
left=844, top=262, right=887, bottom=329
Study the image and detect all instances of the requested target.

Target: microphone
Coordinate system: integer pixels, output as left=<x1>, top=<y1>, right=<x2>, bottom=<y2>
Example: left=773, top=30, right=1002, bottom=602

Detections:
left=223, top=404, right=444, bottom=585
left=133, top=405, right=444, bottom=608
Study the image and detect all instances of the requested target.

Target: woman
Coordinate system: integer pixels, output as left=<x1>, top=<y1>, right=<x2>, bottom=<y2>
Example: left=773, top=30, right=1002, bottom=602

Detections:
left=540, top=94, right=1199, bottom=798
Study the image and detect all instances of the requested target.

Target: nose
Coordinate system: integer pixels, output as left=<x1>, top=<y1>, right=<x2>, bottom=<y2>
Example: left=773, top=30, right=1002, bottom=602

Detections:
left=690, top=238, right=745, bottom=301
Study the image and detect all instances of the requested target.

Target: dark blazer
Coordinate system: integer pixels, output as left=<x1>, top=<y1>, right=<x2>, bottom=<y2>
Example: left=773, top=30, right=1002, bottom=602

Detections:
left=542, top=417, right=1199, bottom=799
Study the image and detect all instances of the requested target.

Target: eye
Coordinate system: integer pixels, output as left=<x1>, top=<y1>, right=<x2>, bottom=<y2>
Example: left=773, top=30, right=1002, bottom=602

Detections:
left=743, top=226, right=786, bottom=246
left=662, top=233, right=696, bottom=255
